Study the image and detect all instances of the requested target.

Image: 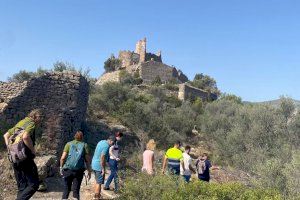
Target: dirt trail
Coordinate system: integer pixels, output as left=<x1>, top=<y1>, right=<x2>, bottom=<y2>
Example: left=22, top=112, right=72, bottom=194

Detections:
left=4, top=173, right=118, bottom=200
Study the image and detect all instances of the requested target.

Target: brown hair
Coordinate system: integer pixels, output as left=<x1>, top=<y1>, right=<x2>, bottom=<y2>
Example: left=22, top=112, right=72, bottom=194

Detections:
left=28, top=109, right=42, bottom=122
left=146, top=139, right=156, bottom=151
left=185, top=145, right=191, bottom=151
left=74, top=131, right=84, bottom=141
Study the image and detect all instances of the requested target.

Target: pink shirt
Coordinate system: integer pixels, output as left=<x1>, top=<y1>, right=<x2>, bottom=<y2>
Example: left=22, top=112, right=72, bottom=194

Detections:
left=142, top=150, right=154, bottom=175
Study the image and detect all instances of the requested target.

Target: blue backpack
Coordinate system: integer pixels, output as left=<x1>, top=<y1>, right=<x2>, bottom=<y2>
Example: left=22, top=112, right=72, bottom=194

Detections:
left=64, top=142, right=85, bottom=170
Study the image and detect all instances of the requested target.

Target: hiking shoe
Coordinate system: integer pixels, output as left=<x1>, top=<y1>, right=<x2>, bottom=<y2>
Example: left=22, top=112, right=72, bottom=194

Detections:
left=103, top=187, right=111, bottom=190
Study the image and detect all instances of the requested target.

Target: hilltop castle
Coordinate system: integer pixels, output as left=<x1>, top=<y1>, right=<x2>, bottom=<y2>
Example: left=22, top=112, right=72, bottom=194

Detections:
left=97, top=38, right=188, bottom=85
left=96, top=38, right=217, bottom=101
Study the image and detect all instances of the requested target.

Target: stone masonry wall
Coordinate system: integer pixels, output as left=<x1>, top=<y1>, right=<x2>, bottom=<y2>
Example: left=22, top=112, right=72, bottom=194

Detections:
left=140, top=61, right=188, bottom=84
left=118, top=51, right=140, bottom=68
left=96, top=71, right=120, bottom=85
left=0, top=71, right=89, bottom=156
left=178, top=83, right=218, bottom=101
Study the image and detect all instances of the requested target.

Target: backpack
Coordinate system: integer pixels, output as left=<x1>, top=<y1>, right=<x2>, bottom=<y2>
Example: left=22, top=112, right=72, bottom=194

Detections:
left=196, top=159, right=206, bottom=175
left=7, top=121, right=32, bottom=163
left=64, top=142, right=85, bottom=170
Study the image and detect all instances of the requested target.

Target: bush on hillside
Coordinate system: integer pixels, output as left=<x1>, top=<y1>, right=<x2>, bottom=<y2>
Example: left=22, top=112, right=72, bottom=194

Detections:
left=190, top=73, right=221, bottom=97
left=104, top=54, right=121, bottom=72
left=118, top=173, right=281, bottom=200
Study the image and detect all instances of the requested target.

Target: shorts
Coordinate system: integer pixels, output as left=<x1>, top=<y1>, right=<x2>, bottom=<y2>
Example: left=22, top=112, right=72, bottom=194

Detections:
left=94, top=170, right=105, bottom=184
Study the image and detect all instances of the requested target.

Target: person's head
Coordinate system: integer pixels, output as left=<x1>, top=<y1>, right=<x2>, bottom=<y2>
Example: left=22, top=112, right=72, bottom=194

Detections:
left=74, top=130, right=84, bottom=141
left=146, top=139, right=156, bottom=151
left=107, top=135, right=115, bottom=146
left=115, top=132, right=123, bottom=141
left=174, top=141, right=182, bottom=149
left=28, top=109, right=43, bottom=124
left=202, top=153, right=208, bottom=160
left=185, top=145, right=191, bottom=154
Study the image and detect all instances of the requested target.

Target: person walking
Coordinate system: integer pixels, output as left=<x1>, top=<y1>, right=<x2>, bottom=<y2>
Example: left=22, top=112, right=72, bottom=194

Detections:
left=141, top=139, right=156, bottom=175
left=91, top=136, right=115, bottom=200
left=3, top=109, right=42, bottom=200
left=162, top=141, right=183, bottom=175
left=180, top=145, right=196, bottom=182
left=196, top=153, right=219, bottom=182
left=59, top=130, right=92, bottom=200
left=104, top=132, right=123, bottom=192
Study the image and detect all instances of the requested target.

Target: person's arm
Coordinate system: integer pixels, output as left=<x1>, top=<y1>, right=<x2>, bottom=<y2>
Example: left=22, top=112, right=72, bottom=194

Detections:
left=60, top=152, right=68, bottom=168
left=189, top=163, right=196, bottom=174
left=162, top=156, right=168, bottom=174
left=100, top=154, right=106, bottom=175
left=151, top=153, right=155, bottom=173
left=3, top=132, right=10, bottom=146
left=22, top=131, right=35, bottom=155
left=84, top=144, right=92, bottom=172
left=59, top=151, right=68, bottom=175
left=181, top=159, right=185, bottom=171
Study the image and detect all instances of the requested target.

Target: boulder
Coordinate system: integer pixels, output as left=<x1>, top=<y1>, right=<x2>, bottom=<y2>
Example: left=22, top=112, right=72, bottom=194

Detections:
left=35, top=155, right=57, bottom=181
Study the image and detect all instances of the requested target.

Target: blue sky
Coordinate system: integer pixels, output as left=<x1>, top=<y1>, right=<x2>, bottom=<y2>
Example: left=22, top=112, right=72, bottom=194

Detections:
left=0, top=0, right=299, bottom=102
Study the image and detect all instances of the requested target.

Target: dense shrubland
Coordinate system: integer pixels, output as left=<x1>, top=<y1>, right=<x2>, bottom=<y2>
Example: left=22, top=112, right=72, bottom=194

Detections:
left=118, top=173, right=281, bottom=200
left=89, top=82, right=300, bottom=199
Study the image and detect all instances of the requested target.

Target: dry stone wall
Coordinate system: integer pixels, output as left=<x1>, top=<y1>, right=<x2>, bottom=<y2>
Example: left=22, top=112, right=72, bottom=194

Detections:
left=178, top=83, right=218, bottom=101
left=0, top=71, right=89, bottom=155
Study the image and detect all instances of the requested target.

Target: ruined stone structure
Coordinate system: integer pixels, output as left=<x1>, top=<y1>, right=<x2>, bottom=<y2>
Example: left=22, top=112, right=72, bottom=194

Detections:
left=178, top=83, right=218, bottom=101
left=0, top=71, right=89, bottom=155
left=96, top=38, right=217, bottom=101
left=97, top=38, right=187, bottom=85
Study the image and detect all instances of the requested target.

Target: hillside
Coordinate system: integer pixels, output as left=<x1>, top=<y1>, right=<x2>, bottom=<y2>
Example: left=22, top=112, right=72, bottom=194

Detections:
left=244, top=98, right=300, bottom=108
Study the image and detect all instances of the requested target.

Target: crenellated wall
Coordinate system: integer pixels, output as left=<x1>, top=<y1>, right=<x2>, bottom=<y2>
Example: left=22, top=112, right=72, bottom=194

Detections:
left=0, top=71, right=89, bottom=155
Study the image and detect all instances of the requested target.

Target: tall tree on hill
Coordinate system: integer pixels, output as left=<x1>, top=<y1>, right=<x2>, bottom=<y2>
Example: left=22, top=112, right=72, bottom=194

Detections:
left=190, top=73, right=221, bottom=97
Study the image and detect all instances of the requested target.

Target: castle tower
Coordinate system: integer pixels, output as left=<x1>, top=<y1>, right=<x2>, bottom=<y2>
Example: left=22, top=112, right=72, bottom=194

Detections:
left=135, top=38, right=146, bottom=63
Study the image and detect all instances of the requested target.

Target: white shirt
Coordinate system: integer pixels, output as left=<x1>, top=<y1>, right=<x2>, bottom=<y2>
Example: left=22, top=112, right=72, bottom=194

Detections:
left=180, top=152, right=192, bottom=176
left=109, top=143, right=119, bottom=160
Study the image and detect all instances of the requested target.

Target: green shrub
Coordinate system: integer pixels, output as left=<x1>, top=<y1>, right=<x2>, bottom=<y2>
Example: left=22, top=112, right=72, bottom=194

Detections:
left=119, top=173, right=282, bottom=200
left=104, top=54, right=121, bottom=72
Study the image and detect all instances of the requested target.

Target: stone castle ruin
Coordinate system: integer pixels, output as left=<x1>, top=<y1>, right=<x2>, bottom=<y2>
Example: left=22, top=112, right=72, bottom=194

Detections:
left=97, top=38, right=189, bottom=85
left=97, top=38, right=217, bottom=101
left=0, top=72, right=89, bottom=155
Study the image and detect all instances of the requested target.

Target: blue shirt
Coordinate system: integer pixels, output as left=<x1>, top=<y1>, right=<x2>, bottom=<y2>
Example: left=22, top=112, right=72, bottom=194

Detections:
left=92, top=140, right=110, bottom=171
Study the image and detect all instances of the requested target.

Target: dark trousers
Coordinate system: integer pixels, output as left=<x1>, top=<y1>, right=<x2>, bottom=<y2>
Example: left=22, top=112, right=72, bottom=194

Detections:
left=62, top=169, right=84, bottom=199
left=13, top=159, right=39, bottom=200
left=105, top=159, right=119, bottom=191
left=168, top=165, right=180, bottom=175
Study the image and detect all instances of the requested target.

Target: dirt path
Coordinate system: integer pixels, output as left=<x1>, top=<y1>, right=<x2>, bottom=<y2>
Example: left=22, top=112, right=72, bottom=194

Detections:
left=4, top=172, right=118, bottom=200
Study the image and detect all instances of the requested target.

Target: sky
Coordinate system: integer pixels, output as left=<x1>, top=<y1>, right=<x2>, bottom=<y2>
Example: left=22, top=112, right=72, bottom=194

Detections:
left=0, top=0, right=299, bottom=102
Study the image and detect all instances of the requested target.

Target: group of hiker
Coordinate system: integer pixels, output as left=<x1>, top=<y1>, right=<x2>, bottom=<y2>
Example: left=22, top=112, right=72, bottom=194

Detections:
left=3, top=109, right=218, bottom=200
left=143, top=140, right=218, bottom=183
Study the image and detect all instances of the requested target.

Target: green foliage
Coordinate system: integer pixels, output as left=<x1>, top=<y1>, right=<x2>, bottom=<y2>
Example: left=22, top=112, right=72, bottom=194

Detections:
left=119, top=70, right=143, bottom=85
left=7, top=61, right=90, bottom=82
left=151, top=75, right=162, bottom=85
left=8, top=70, right=35, bottom=82
left=88, top=82, right=299, bottom=199
left=119, top=173, right=281, bottom=200
left=190, top=73, right=221, bottom=96
left=53, top=61, right=76, bottom=72
left=104, top=54, right=121, bottom=72
left=219, top=93, right=243, bottom=104
left=198, top=97, right=300, bottom=199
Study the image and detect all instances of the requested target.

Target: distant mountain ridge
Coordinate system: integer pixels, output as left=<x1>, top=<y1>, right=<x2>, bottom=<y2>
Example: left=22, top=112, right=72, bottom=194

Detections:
left=245, top=99, right=300, bottom=107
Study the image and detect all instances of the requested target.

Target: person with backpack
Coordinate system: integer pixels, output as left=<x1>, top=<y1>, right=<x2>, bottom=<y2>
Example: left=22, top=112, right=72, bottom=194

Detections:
left=196, top=153, right=219, bottom=182
left=104, top=132, right=123, bottom=193
left=3, top=109, right=42, bottom=200
left=59, top=130, right=92, bottom=200
left=180, top=145, right=196, bottom=182
left=91, top=135, right=115, bottom=200
left=162, top=141, right=184, bottom=175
